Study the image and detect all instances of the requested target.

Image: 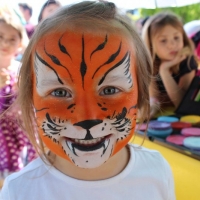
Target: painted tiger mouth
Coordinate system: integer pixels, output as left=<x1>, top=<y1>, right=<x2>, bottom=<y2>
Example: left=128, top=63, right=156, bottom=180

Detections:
left=65, top=135, right=111, bottom=152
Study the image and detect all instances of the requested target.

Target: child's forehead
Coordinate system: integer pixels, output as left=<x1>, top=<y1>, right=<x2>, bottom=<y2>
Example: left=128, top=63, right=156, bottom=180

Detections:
left=36, top=29, right=134, bottom=48
left=0, top=21, right=21, bottom=37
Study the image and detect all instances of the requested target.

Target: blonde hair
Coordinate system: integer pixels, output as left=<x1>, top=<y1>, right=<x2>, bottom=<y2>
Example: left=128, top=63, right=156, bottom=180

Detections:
left=17, top=1, right=153, bottom=161
left=0, top=4, right=29, bottom=53
left=142, top=11, right=194, bottom=74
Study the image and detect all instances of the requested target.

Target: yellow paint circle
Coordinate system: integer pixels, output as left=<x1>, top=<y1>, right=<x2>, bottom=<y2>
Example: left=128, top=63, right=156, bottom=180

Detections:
left=180, top=115, right=200, bottom=124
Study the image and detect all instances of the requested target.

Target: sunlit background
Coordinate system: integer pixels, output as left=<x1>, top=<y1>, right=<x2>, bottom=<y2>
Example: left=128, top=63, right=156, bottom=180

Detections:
left=6, top=0, right=200, bottom=24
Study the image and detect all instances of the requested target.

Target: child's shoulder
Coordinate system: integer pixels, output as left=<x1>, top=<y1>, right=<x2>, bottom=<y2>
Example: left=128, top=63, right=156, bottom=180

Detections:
left=3, top=157, right=45, bottom=184
left=129, top=143, right=169, bottom=167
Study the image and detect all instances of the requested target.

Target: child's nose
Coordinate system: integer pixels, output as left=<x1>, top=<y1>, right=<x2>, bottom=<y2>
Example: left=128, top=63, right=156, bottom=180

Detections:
left=168, top=40, right=176, bottom=48
left=1, top=39, right=10, bottom=46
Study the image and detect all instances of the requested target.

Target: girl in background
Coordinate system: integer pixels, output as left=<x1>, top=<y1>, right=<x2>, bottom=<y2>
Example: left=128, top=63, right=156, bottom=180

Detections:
left=142, top=12, right=199, bottom=117
left=0, top=12, right=36, bottom=179
left=38, top=0, right=61, bottom=23
left=1, top=1, right=175, bottom=199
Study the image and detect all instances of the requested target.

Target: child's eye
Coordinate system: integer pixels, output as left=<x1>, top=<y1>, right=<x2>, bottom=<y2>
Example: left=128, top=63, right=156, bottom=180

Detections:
left=10, top=38, right=16, bottom=44
left=100, top=86, right=120, bottom=96
left=174, top=36, right=180, bottom=40
left=51, top=89, right=71, bottom=97
left=160, top=40, right=166, bottom=43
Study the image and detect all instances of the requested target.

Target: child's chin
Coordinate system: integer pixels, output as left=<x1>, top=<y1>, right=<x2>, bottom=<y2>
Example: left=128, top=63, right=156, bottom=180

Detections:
left=62, top=136, right=116, bottom=168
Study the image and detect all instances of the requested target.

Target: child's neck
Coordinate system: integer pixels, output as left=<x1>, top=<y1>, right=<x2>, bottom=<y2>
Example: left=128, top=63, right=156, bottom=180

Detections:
left=51, top=146, right=130, bottom=181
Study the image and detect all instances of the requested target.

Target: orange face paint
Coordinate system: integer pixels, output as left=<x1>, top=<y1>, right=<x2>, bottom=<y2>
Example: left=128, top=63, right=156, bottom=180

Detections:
left=33, top=30, right=138, bottom=168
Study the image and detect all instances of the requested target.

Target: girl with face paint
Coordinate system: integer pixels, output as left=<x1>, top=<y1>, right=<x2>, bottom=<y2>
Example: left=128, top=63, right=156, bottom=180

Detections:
left=1, top=1, right=175, bottom=200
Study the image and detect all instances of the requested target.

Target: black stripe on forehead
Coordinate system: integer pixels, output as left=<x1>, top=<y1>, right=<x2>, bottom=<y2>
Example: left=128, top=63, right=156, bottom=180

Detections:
left=92, top=41, right=122, bottom=79
left=35, top=52, right=63, bottom=85
left=44, top=41, right=73, bottom=82
left=90, top=35, right=108, bottom=60
left=80, top=34, right=87, bottom=89
left=98, top=52, right=131, bottom=86
left=58, top=34, right=72, bottom=59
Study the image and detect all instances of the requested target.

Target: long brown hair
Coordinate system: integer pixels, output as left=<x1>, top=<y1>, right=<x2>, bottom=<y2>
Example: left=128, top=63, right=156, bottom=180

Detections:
left=142, top=11, right=194, bottom=75
left=17, top=1, right=153, bottom=161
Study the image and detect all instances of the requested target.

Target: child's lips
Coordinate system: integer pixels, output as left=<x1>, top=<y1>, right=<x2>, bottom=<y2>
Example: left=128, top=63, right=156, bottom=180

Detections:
left=169, top=51, right=177, bottom=55
left=0, top=48, right=8, bottom=52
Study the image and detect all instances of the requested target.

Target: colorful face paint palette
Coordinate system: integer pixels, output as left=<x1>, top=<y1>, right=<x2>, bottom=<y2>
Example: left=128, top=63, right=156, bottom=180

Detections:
left=180, top=115, right=200, bottom=124
left=181, top=127, right=200, bottom=136
left=183, top=137, right=200, bottom=150
left=171, top=121, right=192, bottom=130
left=157, top=116, right=179, bottom=123
left=143, top=76, right=200, bottom=160
left=166, top=135, right=187, bottom=145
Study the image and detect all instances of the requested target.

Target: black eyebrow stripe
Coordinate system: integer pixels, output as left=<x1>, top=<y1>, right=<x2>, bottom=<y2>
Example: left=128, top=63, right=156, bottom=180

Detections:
left=35, top=52, right=63, bottom=84
left=92, top=41, right=122, bottom=79
left=58, top=35, right=72, bottom=59
left=98, top=52, right=129, bottom=86
left=90, top=35, right=107, bottom=60
left=44, top=45, right=73, bottom=83
left=124, top=58, right=130, bottom=75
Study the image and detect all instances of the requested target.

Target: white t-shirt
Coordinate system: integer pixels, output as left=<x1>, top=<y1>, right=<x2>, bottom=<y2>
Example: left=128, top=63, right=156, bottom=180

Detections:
left=0, top=144, right=175, bottom=200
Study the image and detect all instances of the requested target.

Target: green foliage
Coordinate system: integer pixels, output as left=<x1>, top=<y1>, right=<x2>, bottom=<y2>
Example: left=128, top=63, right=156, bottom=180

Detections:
left=140, top=3, right=200, bottom=24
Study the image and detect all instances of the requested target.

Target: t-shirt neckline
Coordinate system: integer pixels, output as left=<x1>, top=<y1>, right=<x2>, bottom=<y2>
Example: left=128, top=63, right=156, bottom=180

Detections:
left=43, top=144, right=135, bottom=188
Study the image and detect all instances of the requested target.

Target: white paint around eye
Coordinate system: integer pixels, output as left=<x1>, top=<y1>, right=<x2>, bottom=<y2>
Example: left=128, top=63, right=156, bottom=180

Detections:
left=34, top=55, right=64, bottom=96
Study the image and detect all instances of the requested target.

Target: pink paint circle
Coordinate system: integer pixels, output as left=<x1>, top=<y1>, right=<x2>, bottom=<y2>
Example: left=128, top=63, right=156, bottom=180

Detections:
left=181, top=127, right=200, bottom=136
left=166, top=135, right=187, bottom=145
left=136, top=123, right=148, bottom=131
left=171, top=121, right=191, bottom=130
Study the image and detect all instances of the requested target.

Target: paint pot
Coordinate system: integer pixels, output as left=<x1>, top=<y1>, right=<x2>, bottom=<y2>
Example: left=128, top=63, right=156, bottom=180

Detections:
left=181, top=127, right=200, bottom=136
left=136, top=123, right=148, bottom=131
left=147, top=121, right=172, bottom=138
left=171, top=121, right=192, bottom=130
left=157, top=116, right=179, bottom=123
left=166, top=135, right=187, bottom=145
left=148, top=121, right=171, bottom=130
left=148, top=128, right=173, bottom=138
left=180, top=115, right=200, bottom=125
left=183, top=137, right=200, bottom=150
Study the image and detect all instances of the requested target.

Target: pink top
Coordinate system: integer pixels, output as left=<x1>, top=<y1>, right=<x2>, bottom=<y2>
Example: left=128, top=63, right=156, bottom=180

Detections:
left=0, top=62, right=36, bottom=175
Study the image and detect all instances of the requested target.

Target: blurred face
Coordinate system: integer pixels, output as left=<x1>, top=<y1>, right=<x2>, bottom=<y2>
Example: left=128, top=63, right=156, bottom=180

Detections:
left=33, top=30, right=138, bottom=169
left=0, top=22, right=21, bottom=58
left=41, top=4, right=60, bottom=20
left=153, top=25, right=184, bottom=61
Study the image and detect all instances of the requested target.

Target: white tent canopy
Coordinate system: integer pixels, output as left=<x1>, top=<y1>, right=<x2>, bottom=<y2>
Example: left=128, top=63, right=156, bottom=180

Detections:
left=11, top=0, right=200, bottom=24
left=112, top=0, right=200, bottom=9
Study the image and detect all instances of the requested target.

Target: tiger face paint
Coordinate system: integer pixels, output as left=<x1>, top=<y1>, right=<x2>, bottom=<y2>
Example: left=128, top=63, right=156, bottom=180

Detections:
left=33, top=30, right=138, bottom=168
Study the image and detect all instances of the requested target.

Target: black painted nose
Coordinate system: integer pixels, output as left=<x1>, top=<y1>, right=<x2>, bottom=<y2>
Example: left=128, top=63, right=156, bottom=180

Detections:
left=74, top=119, right=103, bottom=130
